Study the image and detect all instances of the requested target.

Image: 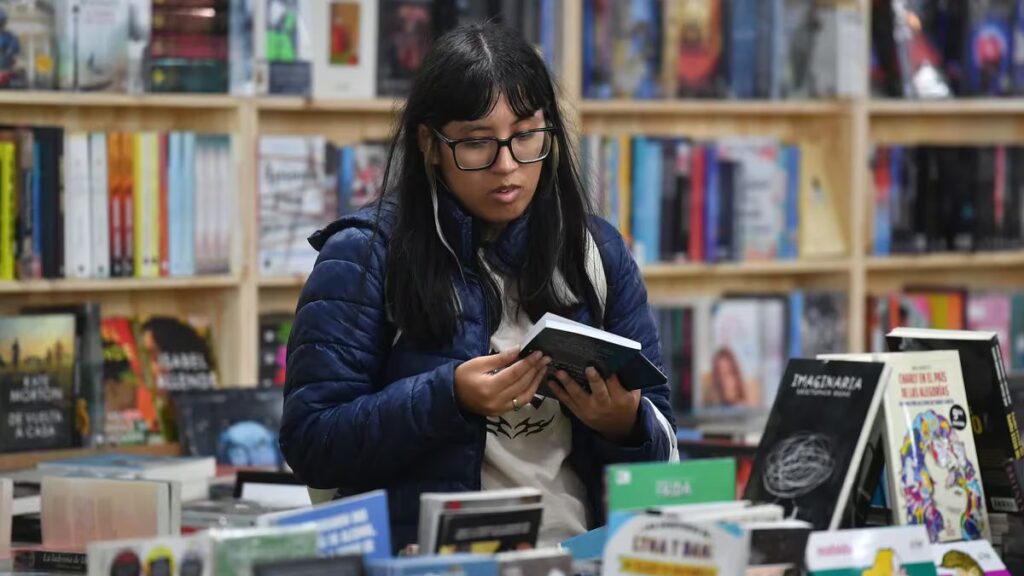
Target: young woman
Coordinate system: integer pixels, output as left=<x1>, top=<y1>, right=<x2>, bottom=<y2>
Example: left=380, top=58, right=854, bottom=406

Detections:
left=280, top=22, right=677, bottom=551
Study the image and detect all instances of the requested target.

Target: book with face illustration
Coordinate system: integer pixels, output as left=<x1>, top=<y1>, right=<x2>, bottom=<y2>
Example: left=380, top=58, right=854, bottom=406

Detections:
left=744, top=358, right=889, bottom=531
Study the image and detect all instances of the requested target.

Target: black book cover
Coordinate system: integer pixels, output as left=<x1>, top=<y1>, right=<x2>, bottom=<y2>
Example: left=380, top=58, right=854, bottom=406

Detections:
left=435, top=507, right=542, bottom=554
left=55, top=129, right=64, bottom=278
left=173, top=387, right=285, bottom=469
left=716, top=158, right=737, bottom=263
left=13, top=549, right=87, bottom=573
left=36, top=127, right=60, bottom=279
left=675, top=142, right=691, bottom=260
left=21, top=303, right=103, bottom=448
left=659, top=138, right=676, bottom=261
left=887, top=329, right=1024, bottom=514
left=0, top=314, right=77, bottom=453
left=972, top=147, right=995, bottom=252
left=744, top=358, right=887, bottom=530
left=1008, top=148, right=1024, bottom=249
left=376, top=0, right=434, bottom=97
left=254, top=555, right=365, bottom=576
left=747, top=524, right=812, bottom=574
left=870, top=0, right=903, bottom=96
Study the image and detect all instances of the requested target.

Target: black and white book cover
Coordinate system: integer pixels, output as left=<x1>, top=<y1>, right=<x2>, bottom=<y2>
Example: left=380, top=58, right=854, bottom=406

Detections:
left=435, top=505, right=542, bottom=555
left=744, top=358, right=888, bottom=531
left=254, top=555, right=365, bottom=576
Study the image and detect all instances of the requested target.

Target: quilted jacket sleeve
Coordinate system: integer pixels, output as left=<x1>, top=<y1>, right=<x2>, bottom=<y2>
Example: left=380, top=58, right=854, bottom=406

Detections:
left=280, top=226, right=476, bottom=489
left=590, top=218, right=677, bottom=463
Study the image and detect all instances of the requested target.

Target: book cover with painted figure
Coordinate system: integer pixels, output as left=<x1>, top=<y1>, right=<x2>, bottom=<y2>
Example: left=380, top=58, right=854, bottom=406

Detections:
left=745, top=358, right=888, bottom=531
left=375, top=0, right=431, bottom=97
left=805, top=526, right=937, bottom=576
left=311, top=0, right=376, bottom=98
left=662, top=0, right=723, bottom=98
left=932, top=540, right=1010, bottom=576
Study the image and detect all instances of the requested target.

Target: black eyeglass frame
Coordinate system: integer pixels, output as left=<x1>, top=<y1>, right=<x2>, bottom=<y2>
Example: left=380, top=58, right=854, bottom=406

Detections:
left=430, top=126, right=558, bottom=171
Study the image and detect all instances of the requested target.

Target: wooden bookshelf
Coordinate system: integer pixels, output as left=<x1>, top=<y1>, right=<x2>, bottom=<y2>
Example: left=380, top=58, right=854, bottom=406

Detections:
left=0, top=443, right=181, bottom=472
left=6, top=0, right=1024, bottom=387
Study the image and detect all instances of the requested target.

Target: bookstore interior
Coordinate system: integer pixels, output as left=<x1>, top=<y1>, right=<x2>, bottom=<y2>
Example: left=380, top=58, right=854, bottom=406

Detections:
left=5, top=0, right=1024, bottom=574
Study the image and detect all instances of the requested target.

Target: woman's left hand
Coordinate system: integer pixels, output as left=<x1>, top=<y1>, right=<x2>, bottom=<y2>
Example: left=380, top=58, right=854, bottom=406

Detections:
left=549, top=367, right=640, bottom=444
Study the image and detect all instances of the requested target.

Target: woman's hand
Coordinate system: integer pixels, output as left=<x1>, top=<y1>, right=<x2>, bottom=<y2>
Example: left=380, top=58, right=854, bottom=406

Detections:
left=454, top=348, right=551, bottom=417
left=549, top=367, right=640, bottom=444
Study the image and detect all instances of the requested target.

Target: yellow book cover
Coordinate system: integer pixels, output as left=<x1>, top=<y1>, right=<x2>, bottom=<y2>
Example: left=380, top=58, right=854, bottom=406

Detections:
left=133, top=134, right=145, bottom=277
left=617, top=135, right=632, bottom=244
left=0, top=141, right=14, bottom=280
left=799, top=144, right=847, bottom=259
left=147, top=133, right=161, bottom=279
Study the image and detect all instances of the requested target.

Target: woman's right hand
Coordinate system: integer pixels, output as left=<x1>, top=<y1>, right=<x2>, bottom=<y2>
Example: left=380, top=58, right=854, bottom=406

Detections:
left=453, top=348, right=551, bottom=417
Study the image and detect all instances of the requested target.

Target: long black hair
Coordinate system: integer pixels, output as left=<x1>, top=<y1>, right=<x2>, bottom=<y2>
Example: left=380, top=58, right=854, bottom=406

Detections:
left=376, top=22, right=600, bottom=347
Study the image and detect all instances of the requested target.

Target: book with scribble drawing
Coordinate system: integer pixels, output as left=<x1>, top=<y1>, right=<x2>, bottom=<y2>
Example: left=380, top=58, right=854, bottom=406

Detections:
left=744, top=358, right=888, bottom=531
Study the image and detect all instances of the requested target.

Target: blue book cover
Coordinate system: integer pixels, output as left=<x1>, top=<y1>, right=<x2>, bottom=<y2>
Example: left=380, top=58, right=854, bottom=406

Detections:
left=967, top=12, right=1013, bottom=95
left=873, top=149, right=892, bottom=257
left=783, top=145, right=800, bottom=260
left=704, top=145, right=720, bottom=263
left=182, top=133, right=197, bottom=276
left=539, top=0, right=557, bottom=71
left=559, top=526, right=606, bottom=561
left=631, top=138, right=662, bottom=264
left=260, top=489, right=392, bottom=560
left=1015, top=0, right=1024, bottom=92
left=338, top=146, right=355, bottom=217
left=729, top=0, right=758, bottom=98
left=366, top=554, right=497, bottom=576
left=582, top=0, right=594, bottom=97
left=789, top=291, right=804, bottom=358
left=167, top=133, right=183, bottom=277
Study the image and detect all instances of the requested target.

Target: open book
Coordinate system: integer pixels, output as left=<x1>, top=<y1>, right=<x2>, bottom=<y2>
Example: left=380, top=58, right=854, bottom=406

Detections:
left=519, top=313, right=666, bottom=395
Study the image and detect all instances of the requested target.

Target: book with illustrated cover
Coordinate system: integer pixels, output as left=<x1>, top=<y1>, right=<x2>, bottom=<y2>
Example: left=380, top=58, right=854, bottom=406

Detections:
left=101, top=316, right=159, bottom=445
left=256, top=0, right=312, bottom=94
left=602, top=513, right=749, bottom=576
left=311, top=0, right=377, bottom=99
left=86, top=534, right=212, bottom=576
left=745, top=520, right=812, bottom=576
left=173, top=387, right=284, bottom=470
left=661, top=0, right=723, bottom=98
left=745, top=358, right=889, bottom=531
left=932, top=540, right=1011, bottom=576
left=805, top=526, right=937, bottom=576
left=887, top=328, right=1024, bottom=515
left=0, top=0, right=56, bottom=89
left=375, top=0, right=432, bottom=97
left=258, top=313, right=291, bottom=388
left=517, top=312, right=665, bottom=396
left=826, top=350, right=990, bottom=543
left=259, top=135, right=334, bottom=277
left=0, top=314, right=76, bottom=453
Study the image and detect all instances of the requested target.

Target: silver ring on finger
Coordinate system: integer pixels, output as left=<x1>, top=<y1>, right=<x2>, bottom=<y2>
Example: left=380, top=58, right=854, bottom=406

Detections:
left=512, top=397, right=520, bottom=412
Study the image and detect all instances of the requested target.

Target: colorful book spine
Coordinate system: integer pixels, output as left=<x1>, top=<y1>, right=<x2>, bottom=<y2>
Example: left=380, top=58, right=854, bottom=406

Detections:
left=89, top=133, right=110, bottom=278
left=0, top=140, right=14, bottom=280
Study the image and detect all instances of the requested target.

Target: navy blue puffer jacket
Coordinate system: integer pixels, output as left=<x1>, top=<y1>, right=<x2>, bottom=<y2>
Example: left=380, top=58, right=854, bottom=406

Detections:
left=280, top=192, right=676, bottom=551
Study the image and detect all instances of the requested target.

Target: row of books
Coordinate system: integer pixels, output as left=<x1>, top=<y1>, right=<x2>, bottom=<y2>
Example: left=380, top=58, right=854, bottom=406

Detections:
left=872, top=146, right=1024, bottom=256
left=866, top=288, right=1024, bottom=373
left=0, top=305, right=220, bottom=451
left=258, top=136, right=384, bottom=277
left=580, top=134, right=846, bottom=265
left=0, top=0, right=561, bottom=97
left=0, top=126, right=233, bottom=280
left=582, top=0, right=866, bottom=100
left=872, top=0, right=1024, bottom=98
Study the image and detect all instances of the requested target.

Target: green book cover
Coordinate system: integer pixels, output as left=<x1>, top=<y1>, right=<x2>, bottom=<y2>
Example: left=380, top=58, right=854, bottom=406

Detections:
left=211, top=526, right=318, bottom=576
left=606, top=458, right=736, bottom=512
left=806, top=526, right=938, bottom=576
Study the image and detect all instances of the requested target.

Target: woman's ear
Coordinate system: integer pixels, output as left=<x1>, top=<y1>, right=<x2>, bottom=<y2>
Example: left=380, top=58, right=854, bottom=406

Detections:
left=417, top=125, right=439, bottom=165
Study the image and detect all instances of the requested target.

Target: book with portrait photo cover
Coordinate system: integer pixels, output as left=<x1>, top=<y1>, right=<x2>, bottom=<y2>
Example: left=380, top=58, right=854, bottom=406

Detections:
left=517, top=313, right=666, bottom=395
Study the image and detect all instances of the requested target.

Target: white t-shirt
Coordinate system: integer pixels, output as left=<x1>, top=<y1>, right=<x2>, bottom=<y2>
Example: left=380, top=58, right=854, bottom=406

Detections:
left=478, top=241, right=606, bottom=546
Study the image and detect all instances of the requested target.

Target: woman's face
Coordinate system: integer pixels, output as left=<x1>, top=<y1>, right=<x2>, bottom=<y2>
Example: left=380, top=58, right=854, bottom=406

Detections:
left=715, top=355, right=743, bottom=404
left=431, top=95, right=547, bottom=233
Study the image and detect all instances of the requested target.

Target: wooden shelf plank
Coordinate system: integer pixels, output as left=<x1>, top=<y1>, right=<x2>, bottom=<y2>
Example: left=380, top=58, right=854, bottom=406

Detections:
left=642, top=260, right=851, bottom=278
left=867, top=252, right=1024, bottom=271
left=0, top=443, right=181, bottom=472
left=259, top=276, right=308, bottom=289
left=869, top=99, right=1024, bottom=116
left=0, top=91, right=239, bottom=109
left=0, top=275, right=240, bottom=294
left=579, top=99, right=846, bottom=116
left=257, top=97, right=402, bottom=113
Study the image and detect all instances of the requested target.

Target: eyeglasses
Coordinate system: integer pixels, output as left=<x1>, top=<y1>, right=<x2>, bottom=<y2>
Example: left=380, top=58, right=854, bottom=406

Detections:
left=431, top=127, right=557, bottom=171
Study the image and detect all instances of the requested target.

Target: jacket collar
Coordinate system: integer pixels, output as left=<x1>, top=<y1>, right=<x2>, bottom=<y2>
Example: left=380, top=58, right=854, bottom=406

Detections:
left=435, top=188, right=531, bottom=277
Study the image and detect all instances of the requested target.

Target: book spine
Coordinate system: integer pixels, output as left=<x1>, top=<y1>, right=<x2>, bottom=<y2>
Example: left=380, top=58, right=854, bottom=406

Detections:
left=123, top=133, right=135, bottom=278
left=0, top=141, right=15, bottom=280
left=183, top=133, right=196, bottom=276
left=12, top=549, right=87, bottom=572
left=990, top=339, right=1024, bottom=511
left=89, top=133, right=110, bottom=278
left=150, top=33, right=229, bottom=59
left=133, top=134, right=145, bottom=277
left=159, top=134, right=170, bottom=277
left=151, top=7, right=230, bottom=34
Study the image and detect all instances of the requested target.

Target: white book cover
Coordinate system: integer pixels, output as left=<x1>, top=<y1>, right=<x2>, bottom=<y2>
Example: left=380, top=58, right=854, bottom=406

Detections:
left=215, top=138, right=235, bottom=273
left=805, top=526, right=937, bottom=576
left=258, top=136, right=331, bottom=277
left=194, top=138, right=212, bottom=275
left=63, top=132, right=92, bottom=279
left=932, top=540, right=1010, bottom=576
left=76, top=0, right=130, bottom=91
left=54, top=0, right=79, bottom=89
left=86, top=534, right=212, bottom=576
left=41, top=476, right=177, bottom=549
left=602, top=513, right=749, bottom=576
left=0, top=478, right=10, bottom=560
left=312, top=0, right=377, bottom=99
left=89, top=132, right=110, bottom=278
left=704, top=299, right=763, bottom=412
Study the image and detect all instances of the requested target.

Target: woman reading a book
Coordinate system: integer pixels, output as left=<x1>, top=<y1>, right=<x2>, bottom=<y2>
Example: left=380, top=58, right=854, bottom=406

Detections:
left=280, top=23, right=677, bottom=551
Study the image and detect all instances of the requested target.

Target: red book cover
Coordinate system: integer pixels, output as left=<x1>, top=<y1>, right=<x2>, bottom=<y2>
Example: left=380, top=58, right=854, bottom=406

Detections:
left=158, top=133, right=169, bottom=277
left=689, top=145, right=705, bottom=263
left=150, top=33, right=228, bottom=60
left=100, top=317, right=159, bottom=444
